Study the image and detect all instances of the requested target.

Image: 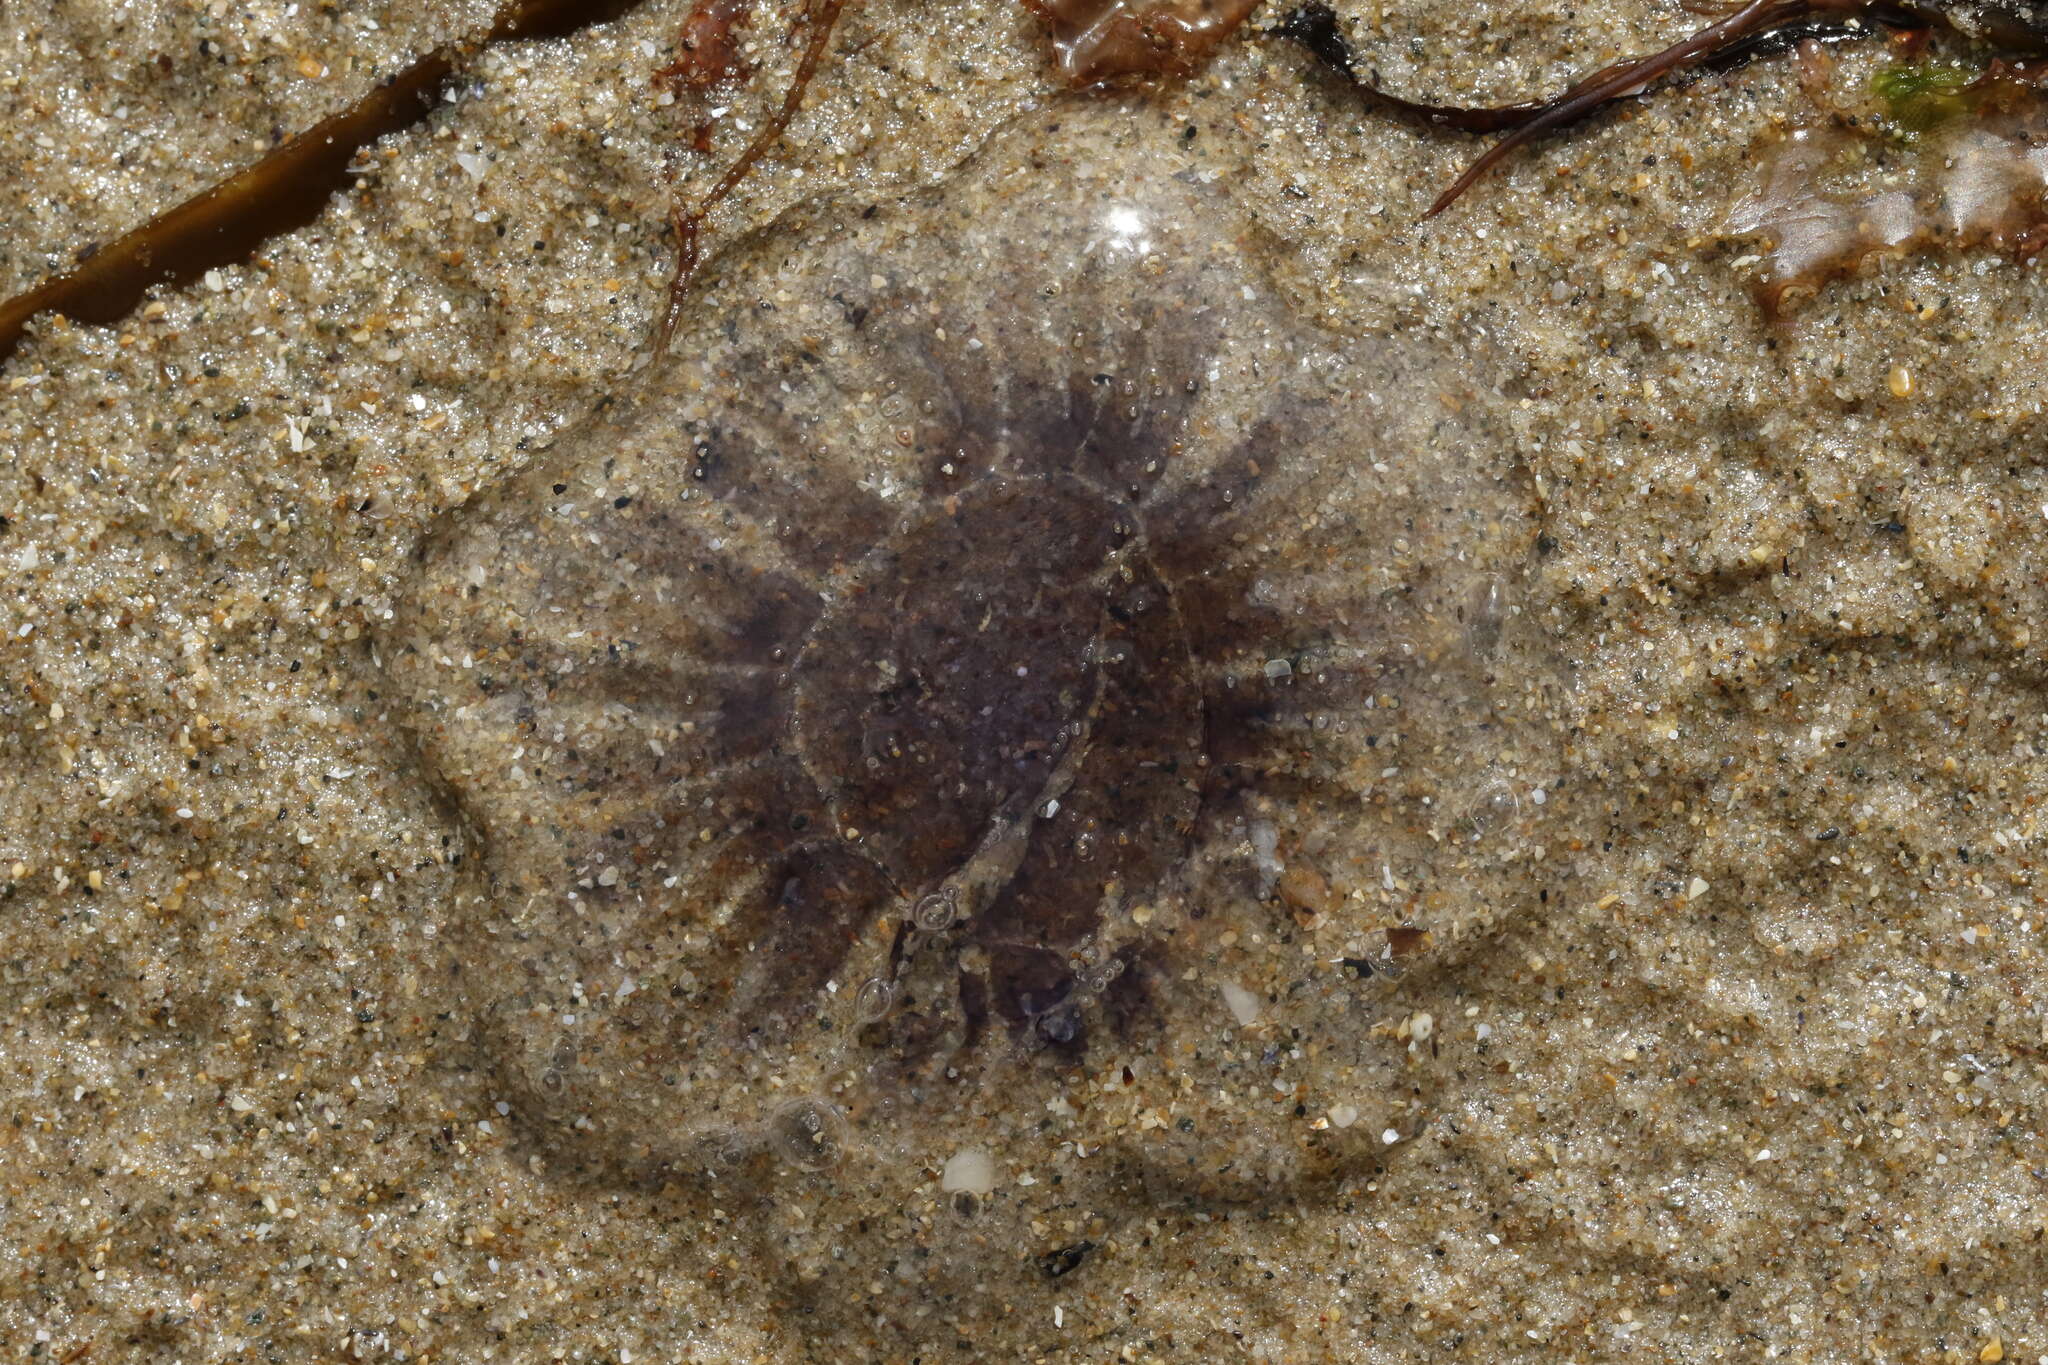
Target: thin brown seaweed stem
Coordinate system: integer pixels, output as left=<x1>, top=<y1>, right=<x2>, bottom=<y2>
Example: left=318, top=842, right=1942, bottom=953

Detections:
left=656, top=0, right=850, bottom=359
left=1269, top=3, right=1564, bottom=132
left=1424, top=0, right=1821, bottom=216
left=1277, top=0, right=1984, bottom=218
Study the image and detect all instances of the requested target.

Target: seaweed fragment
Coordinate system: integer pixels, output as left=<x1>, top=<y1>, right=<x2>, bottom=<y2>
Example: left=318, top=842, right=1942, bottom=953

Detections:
left=1271, top=3, right=1568, bottom=134
left=656, top=0, right=850, bottom=356
left=1871, top=57, right=1983, bottom=127
left=0, top=0, right=647, bottom=366
left=655, top=0, right=760, bottom=156
left=1277, top=0, right=2048, bottom=217
left=1727, top=61, right=2048, bottom=314
left=1418, top=0, right=1849, bottom=218
left=1021, top=0, right=1261, bottom=83
left=656, top=0, right=757, bottom=94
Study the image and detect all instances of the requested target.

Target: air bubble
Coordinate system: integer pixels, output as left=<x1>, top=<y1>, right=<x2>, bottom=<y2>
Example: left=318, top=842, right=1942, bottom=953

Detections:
left=854, top=976, right=896, bottom=1022
left=768, top=1096, right=848, bottom=1171
left=1082, top=958, right=1125, bottom=993
left=912, top=889, right=957, bottom=933
left=1455, top=780, right=1522, bottom=844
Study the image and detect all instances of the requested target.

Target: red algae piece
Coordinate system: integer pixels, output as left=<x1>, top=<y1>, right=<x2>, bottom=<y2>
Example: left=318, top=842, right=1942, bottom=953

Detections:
left=1022, top=0, right=1259, bottom=84
left=655, top=0, right=755, bottom=93
left=658, top=0, right=848, bottom=352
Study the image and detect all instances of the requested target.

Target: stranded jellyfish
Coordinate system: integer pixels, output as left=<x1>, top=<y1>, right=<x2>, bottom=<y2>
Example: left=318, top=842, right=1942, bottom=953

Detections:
left=385, top=103, right=1566, bottom=1203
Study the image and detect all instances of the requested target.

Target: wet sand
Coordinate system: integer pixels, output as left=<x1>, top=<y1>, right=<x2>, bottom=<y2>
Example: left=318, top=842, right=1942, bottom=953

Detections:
left=4, top=2, right=2048, bottom=1361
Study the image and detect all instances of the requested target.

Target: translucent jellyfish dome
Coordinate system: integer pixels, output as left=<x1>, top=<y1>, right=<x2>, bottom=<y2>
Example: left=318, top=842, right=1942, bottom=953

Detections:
left=384, top=102, right=1568, bottom=1209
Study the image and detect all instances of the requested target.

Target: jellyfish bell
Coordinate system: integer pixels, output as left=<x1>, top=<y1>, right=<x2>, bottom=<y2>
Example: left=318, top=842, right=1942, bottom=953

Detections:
left=384, top=102, right=1572, bottom=1216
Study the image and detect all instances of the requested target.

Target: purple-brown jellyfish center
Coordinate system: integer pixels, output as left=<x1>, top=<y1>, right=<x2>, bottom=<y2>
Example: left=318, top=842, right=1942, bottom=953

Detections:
left=793, top=473, right=1199, bottom=1036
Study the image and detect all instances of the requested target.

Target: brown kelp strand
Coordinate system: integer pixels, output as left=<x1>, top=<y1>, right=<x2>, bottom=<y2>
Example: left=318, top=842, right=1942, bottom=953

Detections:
left=0, top=0, right=648, bottom=366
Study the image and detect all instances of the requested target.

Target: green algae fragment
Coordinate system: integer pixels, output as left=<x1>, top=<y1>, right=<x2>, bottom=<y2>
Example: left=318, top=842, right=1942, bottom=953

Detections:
left=1871, top=61, right=1981, bottom=133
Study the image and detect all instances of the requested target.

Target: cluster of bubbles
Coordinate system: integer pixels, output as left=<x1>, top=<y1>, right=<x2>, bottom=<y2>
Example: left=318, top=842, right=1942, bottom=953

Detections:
left=767, top=1095, right=850, bottom=1171
left=852, top=887, right=961, bottom=1025
left=692, top=1094, right=855, bottom=1177
left=713, top=887, right=977, bottom=1179
left=1026, top=952, right=1125, bottom=1048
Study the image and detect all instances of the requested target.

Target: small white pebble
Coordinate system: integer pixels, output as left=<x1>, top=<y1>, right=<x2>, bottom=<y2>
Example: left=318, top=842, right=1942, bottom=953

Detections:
left=1220, top=980, right=1261, bottom=1026
left=941, top=1149, right=994, bottom=1196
